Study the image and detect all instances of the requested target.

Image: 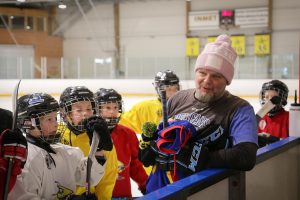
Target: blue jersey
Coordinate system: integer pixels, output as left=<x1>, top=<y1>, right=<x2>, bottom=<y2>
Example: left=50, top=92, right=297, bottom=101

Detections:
left=146, top=89, right=258, bottom=193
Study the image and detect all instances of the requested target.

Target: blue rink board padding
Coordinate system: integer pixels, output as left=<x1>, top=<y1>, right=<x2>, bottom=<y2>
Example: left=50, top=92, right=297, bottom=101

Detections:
left=138, top=136, right=300, bottom=200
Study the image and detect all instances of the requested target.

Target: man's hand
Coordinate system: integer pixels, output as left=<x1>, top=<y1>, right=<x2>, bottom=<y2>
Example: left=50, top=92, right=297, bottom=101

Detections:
left=258, top=132, right=280, bottom=148
left=176, top=139, right=209, bottom=176
left=84, top=116, right=113, bottom=151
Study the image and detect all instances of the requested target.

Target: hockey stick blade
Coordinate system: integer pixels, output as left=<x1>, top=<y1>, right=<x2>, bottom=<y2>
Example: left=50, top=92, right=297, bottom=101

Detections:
left=12, top=80, right=21, bottom=130
left=86, top=130, right=100, bottom=195
left=256, top=96, right=281, bottom=123
left=3, top=79, right=21, bottom=200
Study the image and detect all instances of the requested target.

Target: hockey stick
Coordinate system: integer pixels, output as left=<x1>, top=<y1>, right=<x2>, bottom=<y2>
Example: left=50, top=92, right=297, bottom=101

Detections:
left=159, top=89, right=168, bottom=129
left=256, top=95, right=281, bottom=124
left=86, top=130, right=100, bottom=195
left=3, top=80, right=21, bottom=200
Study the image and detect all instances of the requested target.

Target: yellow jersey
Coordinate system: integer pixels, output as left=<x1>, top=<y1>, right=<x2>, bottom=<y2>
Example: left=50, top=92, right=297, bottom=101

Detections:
left=61, top=127, right=118, bottom=200
left=119, top=99, right=162, bottom=134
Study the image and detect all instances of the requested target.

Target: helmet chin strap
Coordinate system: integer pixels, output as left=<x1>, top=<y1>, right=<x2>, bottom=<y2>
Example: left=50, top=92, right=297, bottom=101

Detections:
left=65, top=115, right=86, bottom=135
left=66, top=121, right=85, bottom=135
left=33, top=121, right=61, bottom=145
left=105, top=118, right=119, bottom=129
left=43, top=131, right=61, bottom=144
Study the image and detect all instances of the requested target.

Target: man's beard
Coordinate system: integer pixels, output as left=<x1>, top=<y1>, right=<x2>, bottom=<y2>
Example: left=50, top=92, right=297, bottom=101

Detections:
left=195, top=89, right=224, bottom=103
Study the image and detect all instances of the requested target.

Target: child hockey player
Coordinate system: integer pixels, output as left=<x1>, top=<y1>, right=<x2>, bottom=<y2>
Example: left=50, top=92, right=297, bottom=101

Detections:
left=8, top=93, right=106, bottom=199
left=59, top=86, right=118, bottom=200
left=94, top=88, right=148, bottom=198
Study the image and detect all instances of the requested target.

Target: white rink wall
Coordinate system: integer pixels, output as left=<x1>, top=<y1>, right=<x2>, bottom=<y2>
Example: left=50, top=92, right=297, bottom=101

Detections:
left=0, top=79, right=298, bottom=96
left=0, top=79, right=298, bottom=113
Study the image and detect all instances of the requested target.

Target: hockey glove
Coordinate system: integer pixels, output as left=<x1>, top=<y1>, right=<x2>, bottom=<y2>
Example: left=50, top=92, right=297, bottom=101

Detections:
left=0, top=128, right=28, bottom=193
left=141, top=121, right=157, bottom=141
left=84, top=116, right=113, bottom=151
left=258, top=133, right=280, bottom=148
left=156, top=120, right=197, bottom=154
left=138, top=122, right=159, bottom=166
left=139, top=122, right=158, bottom=150
left=175, top=139, right=209, bottom=176
left=0, top=128, right=27, bottom=164
left=138, top=140, right=157, bottom=167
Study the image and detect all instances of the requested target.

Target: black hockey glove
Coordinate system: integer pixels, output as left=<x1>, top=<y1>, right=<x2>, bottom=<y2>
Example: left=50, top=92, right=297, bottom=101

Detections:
left=139, top=122, right=158, bottom=150
left=138, top=140, right=157, bottom=167
left=258, top=133, right=280, bottom=148
left=176, top=139, right=209, bottom=176
left=84, top=116, right=113, bottom=151
left=138, top=122, right=158, bottom=167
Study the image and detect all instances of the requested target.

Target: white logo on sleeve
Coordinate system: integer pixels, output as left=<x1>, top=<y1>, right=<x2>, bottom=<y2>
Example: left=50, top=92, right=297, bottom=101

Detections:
left=188, top=142, right=202, bottom=172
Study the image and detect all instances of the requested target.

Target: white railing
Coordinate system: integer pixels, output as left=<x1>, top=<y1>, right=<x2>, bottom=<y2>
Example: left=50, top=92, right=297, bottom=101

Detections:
left=0, top=54, right=299, bottom=80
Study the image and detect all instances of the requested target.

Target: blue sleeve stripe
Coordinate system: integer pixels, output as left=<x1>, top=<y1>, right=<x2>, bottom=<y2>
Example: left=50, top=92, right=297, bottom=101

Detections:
left=230, top=105, right=258, bottom=146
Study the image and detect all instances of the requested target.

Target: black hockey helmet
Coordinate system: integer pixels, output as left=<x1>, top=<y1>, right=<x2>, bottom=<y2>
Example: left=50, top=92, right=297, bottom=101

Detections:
left=17, top=93, right=62, bottom=144
left=153, top=70, right=180, bottom=94
left=259, top=80, right=289, bottom=116
left=59, top=86, right=96, bottom=134
left=94, top=88, right=123, bottom=129
left=259, top=80, right=289, bottom=106
left=59, top=86, right=96, bottom=111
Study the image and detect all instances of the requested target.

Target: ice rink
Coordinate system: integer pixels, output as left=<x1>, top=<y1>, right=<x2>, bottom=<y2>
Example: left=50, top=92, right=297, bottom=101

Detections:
left=0, top=79, right=297, bottom=197
left=1, top=78, right=297, bottom=113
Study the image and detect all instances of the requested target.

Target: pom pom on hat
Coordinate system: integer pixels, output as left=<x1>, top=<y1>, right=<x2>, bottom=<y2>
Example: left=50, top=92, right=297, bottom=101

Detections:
left=194, top=34, right=237, bottom=85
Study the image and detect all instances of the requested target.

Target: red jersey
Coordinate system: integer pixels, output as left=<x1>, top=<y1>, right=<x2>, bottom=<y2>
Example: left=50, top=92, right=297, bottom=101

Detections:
left=111, top=124, right=148, bottom=198
left=258, top=108, right=289, bottom=138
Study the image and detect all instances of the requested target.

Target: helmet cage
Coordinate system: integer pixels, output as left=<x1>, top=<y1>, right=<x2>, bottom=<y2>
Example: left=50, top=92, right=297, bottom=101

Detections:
left=153, top=70, right=180, bottom=94
left=17, top=93, right=63, bottom=144
left=259, top=80, right=289, bottom=116
left=259, top=85, right=288, bottom=106
left=98, top=100, right=123, bottom=129
left=94, top=88, right=123, bottom=129
left=60, top=97, right=96, bottom=133
left=22, top=110, right=63, bottom=144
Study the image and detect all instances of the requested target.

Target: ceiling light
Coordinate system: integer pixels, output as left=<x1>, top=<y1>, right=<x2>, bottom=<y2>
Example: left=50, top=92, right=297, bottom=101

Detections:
left=17, top=0, right=26, bottom=2
left=58, top=0, right=67, bottom=9
left=94, top=58, right=104, bottom=64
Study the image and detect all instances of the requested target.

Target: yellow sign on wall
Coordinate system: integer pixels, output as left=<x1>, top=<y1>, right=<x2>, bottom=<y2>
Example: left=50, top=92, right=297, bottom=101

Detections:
left=186, top=38, right=199, bottom=57
left=207, top=36, right=217, bottom=43
left=254, top=34, right=271, bottom=56
left=231, top=35, right=245, bottom=56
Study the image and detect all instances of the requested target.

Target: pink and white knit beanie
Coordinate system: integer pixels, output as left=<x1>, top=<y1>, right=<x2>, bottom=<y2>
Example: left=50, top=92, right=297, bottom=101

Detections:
left=194, top=34, right=237, bottom=85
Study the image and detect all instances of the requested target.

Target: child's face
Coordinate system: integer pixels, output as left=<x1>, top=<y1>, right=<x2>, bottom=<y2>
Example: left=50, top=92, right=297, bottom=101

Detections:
left=39, top=111, right=58, bottom=136
left=99, top=102, right=120, bottom=119
left=31, top=111, right=58, bottom=138
left=69, top=101, right=94, bottom=125
left=165, top=84, right=179, bottom=99
left=264, top=90, right=279, bottom=102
